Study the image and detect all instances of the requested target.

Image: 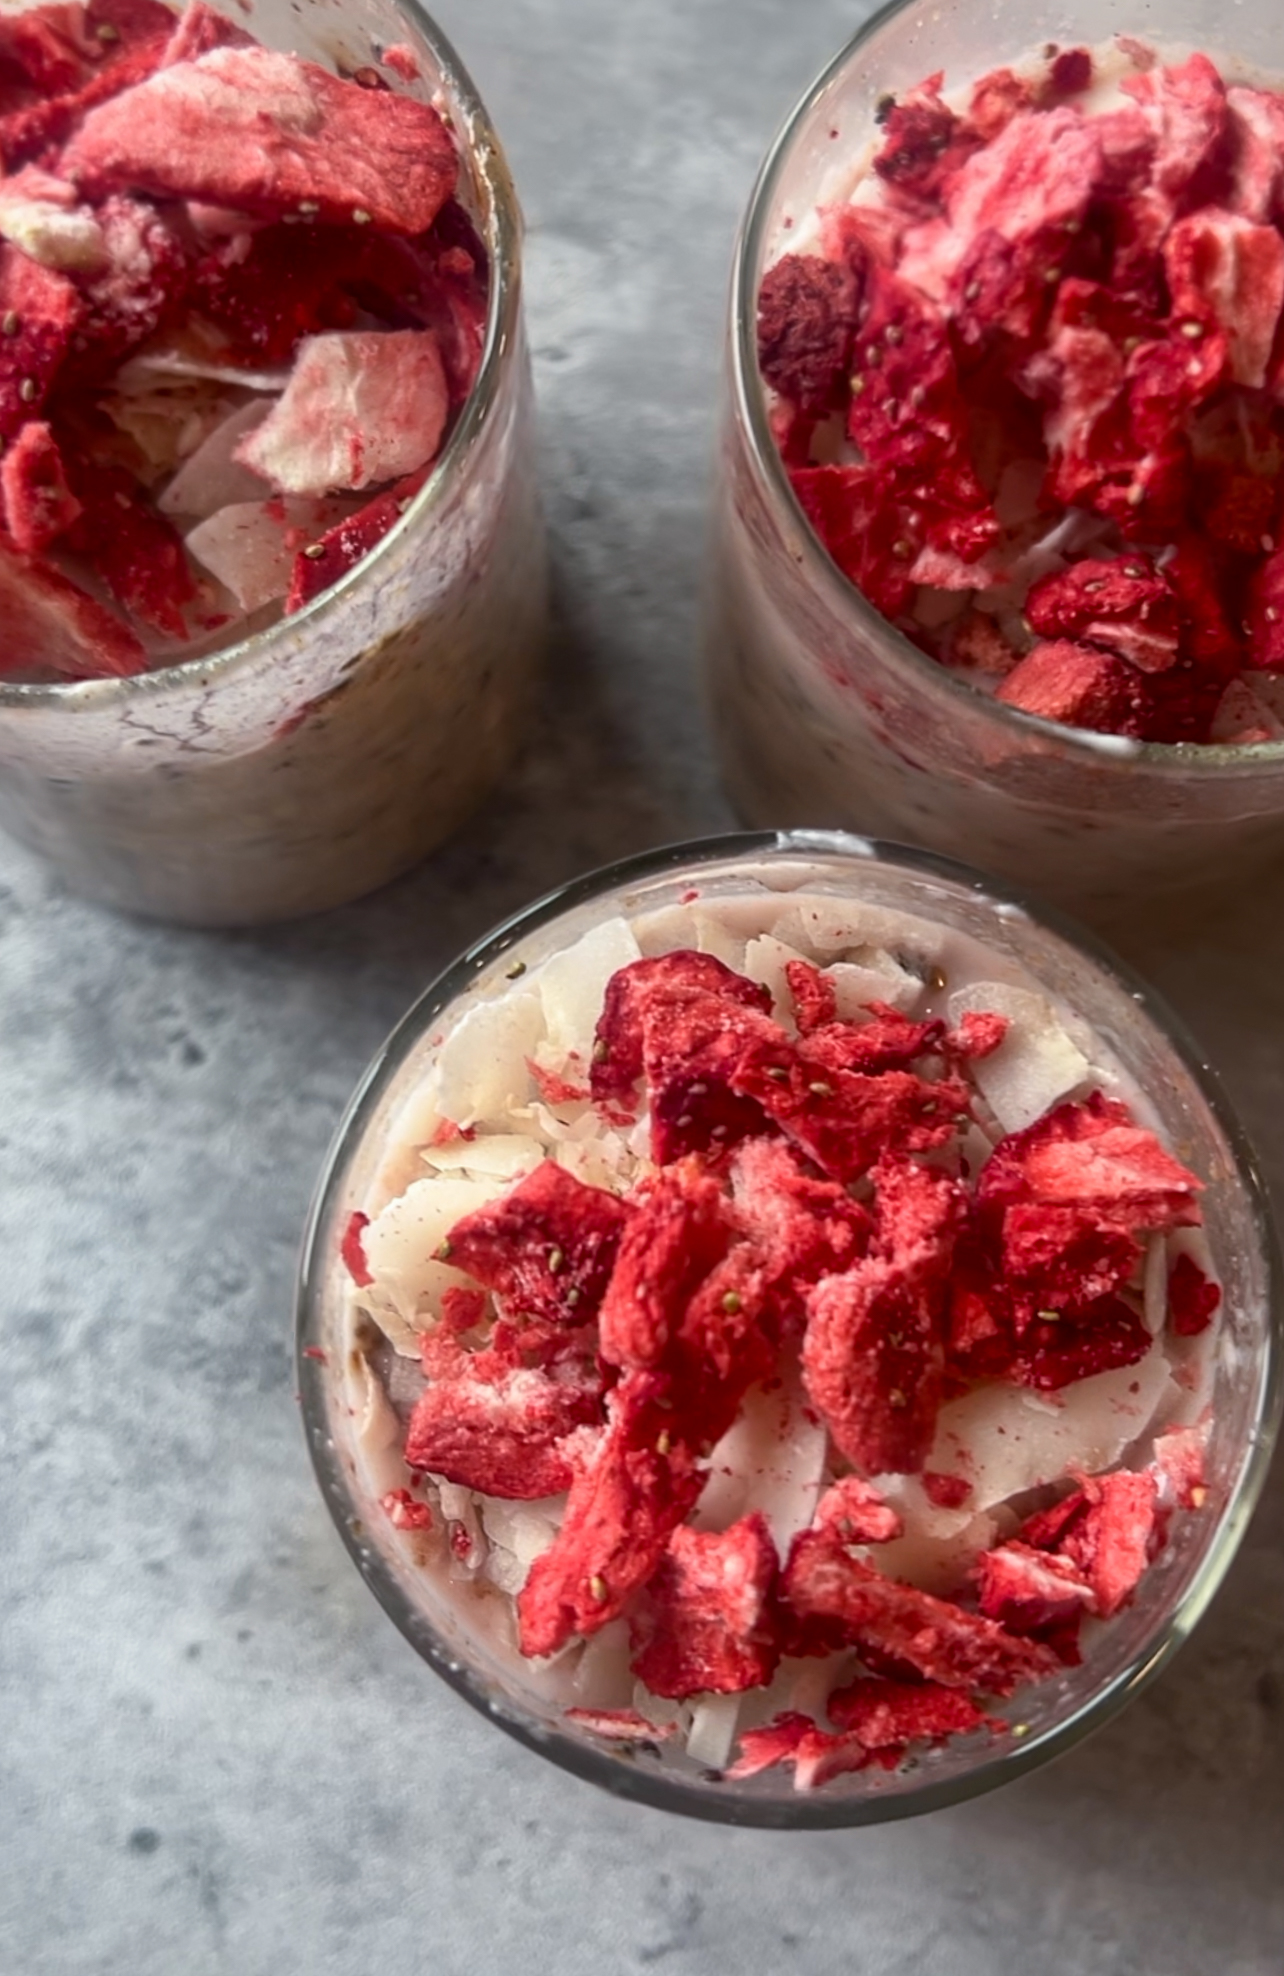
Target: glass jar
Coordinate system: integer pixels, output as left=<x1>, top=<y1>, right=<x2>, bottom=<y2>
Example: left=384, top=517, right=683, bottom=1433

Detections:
left=0, top=0, right=546, bottom=926
left=706, top=2, right=1284, bottom=922
left=297, top=831, right=1281, bottom=1827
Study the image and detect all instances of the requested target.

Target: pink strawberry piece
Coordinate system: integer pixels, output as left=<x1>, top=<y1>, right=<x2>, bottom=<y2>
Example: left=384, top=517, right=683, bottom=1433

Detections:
left=0, top=5, right=91, bottom=100
left=340, top=1209, right=373, bottom=1287
left=284, top=475, right=421, bottom=614
left=1012, top=1298, right=1153, bottom=1391
left=404, top=1348, right=603, bottom=1500
left=191, top=223, right=366, bottom=366
left=235, top=329, right=448, bottom=496
left=1245, top=548, right=1284, bottom=672
left=1167, top=1251, right=1222, bottom=1335
left=380, top=1488, right=431, bottom=1532
left=1226, top=86, right=1284, bottom=222
left=873, top=73, right=973, bottom=200
left=1026, top=279, right=1144, bottom=461
left=729, top=1136, right=872, bottom=1314
left=995, top=640, right=1151, bottom=737
left=999, top=1202, right=1141, bottom=1310
left=964, top=66, right=1034, bottom=143
left=1019, top=1487, right=1092, bottom=1553
left=811, top=1474, right=903, bottom=1544
left=516, top=1370, right=707, bottom=1657
left=598, top=1163, right=732, bottom=1371
left=1025, top=555, right=1181, bottom=674
left=846, top=264, right=976, bottom=480
left=441, top=1159, right=633, bottom=1328
left=0, top=535, right=144, bottom=678
left=756, top=251, right=863, bottom=413
left=921, top=1470, right=972, bottom=1510
left=1163, top=208, right=1284, bottom=389
left=801, top=1158, right=962, bottom=1474
left=0, top=418, right=80, bottom=551
left=590, top=951, right=772, bottom=1106
left=789, top=463, right=918, bottom=619
left=975, top=1541, right=1095, bottom=1632
left=802, top=1003, right=945, bottom=1076
left=729, top=1039, right=968, bottom=1184
left=61, top=46, right=459, bottom=234
left=161, top=1, right=254, bottom=64
left=945, top=1011, right=1008, bottom=1061
left=1198, top=464, right=1276, bottom=558
left=340, top=201, right=490, bottom=406
left=640, top=987, right=783, bottom=1166
left=674, top=1244, right=776, bottom=1395
left=1058, top=1468, right=1158, bottom=1617
left=628, top=1513, right=780, bottom=1700
left=1152, top=1421, right=1209, bottom=1509
left=1121, top=53, right=1229, bottom=205
left=978, top=1094, right=1203, bottom=1228
left=947, top=610, right=1020, bottom=677
left=0, top=243, right=78, bottom=438
left=1092, top=107, right=1158, bottom=196
left=784, top=959, right=837, bottom=1034
left=0, top=21, right=168, bottom=172
left=725, top=1712, right=872, bottom=1789
left=934, top=106, right=1104, bottom=297
left=827, top=1676, right=987, bottom=1745
left=63, top=454, right=195, bottom=640
left=564, top=1708, right=678, bottom=1743
left=782, top=1525, right=1058, bottom=1694
left=64, top=193, right=192, bottom=376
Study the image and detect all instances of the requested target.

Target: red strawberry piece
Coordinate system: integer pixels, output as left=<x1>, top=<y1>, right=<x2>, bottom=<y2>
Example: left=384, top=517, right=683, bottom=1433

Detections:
left=827, top=1675, right=987, bottom=1744
left=921, top=1470, right=972, bottom=1510
left=725, top=1711, right=875, bottom=1788
left=598, top=1163, right=732, bottom=1371
left=949, top=224, right=1067, bottom=361
left=784, top=959, right=837, bottom=1034
left=938, top=107, right=1103, bottom=290
left=1152, top=1421, right=1209, bottom=1508
left=236, top=329, right=449, bottom=496
left=0, top=23, right=168, bottom=172
left=284, top=472, right=424, bottom=615
left=964, top=66, right=1035, bottom=143
left=1019, top=1486, right=1092, bottom=1552
left=1043, top=48, right=1093, bottom=100
left=340, top=200, right=490, bottom=407
left=1025, top=278, right=1149, bottom=460
left=191, top=222, right=368, bottom=366
left=564, top=1708, right=678, bottom=1743
left=1226, top=86, right=1284, bottom=223
left=0, top=417, right=80, bottom=551
left=440, top=1158, right=633, bottom=1328
left=63, top=454, right=195, bottom=640
left=516, top=1370, right=707, bottom=1657
left=731, top=1040, right=966, bottom=1183
left=1167, top=1251, right=1222, bottom=1336
left=1246, top=549, right=1284, bottom=670
left=61, top=46, right=459, bottom=234
left=628, top=1513, right=780, bottom=1700
left=789, top=463, right=918, bottom=619
left=64, top=193, right=192, bottom=377
left=812, top=1474, right=903, bottom=1544
left=947, top=610, right=1020, bottom=677
left=873, top=72, right=974, bottom=199
left=729, top=1136, right=873, bottom=1316
left=380, top=1488, right=431, bottom=1532
left=846, top=264, right=976, bottom=479
left=801, top=1157, right=962, bottom=1474
left=640, top=987, right=783, bottom=1166
left=0, top=7, right=90, bottom=101
left=1009, top=1301, right=1154, bottom=1394
left=1024, top=554, right=1181, bottom=674
left=995, top=640, right=1152, bottom=737
left=1121, top=53, right=1229, bottom=206
left=756, top=251, right=863, bottom=414
left=781, top=1526, right=1058, bottom=1694
left=999, top=1202, right=1141, bottom=1310
left=1092, top=107, right=1159, bottom=196
left=802, top=1002, right=945, bottom=1076
left=340, top=1208, right=373, bottom=1287
left=1058, top=1468, right=1158, bottom=1616
left=944, top=1011, right=1008, bottom=1061
left=0, top=244, right=78, bottom=438
left=1198, top=463, right=1276, bottom=558
left=675, top=1244, right=777, bottom=1397
left=978, top=1094, right=1203, bottom=1228
left=525, top=1060, right=590, bottom=1107
left=1165, top=534, right=1243, bottom=674
left=590, top=951, right=772, bottom=1106
left=1164, top=208, right=1284, bottom=389
left=404, top=1348, right=604, bottom=1500
left=160, top=1, right=255, bottom=64
left=975, top=1541, right=1095, bottom=1632
left=0, top=534, right=144, bottom=678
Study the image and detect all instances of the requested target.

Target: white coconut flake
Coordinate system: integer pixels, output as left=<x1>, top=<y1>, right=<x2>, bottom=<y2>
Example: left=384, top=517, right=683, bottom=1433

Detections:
left=422, top=1133, right=545, bottom=1181
left=686, top=1694, right=742, bottom=1771
left=363, top=1173, right=499, bottom=1341
left=432, top=988, right=545, bottom=1128
left=159, top=398, right=275, bottom=517
left=537, top=917, right=642, bottom=1059
left=948, top=980, right=1092, bottom=1133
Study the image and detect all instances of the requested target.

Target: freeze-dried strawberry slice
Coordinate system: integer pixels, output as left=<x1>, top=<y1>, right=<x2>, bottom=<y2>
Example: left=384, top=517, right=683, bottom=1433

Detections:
left=61, top=46, right=458, bottom=234
left=932, top=106, right=1103, bottom=299
left=236, top=329, right=448, bottom=496
left=0, top=536, right=144, bottom=678
left=1010, top=1299, right=1153, bottom=1393
left=1245, top=549, right=1284, bottom=671
left=1092, top=107, right=1159, bottom=196
left=801, top=1157, right=962, bottom=1474
left=340, top=1209, right=373, bottom=1287
left=781, top=1527, right=1057, bottom=1694
left=789, top=463, right=918, bottom=620
left=1024, top=555, right=1180, bottom=674
left=975, top=1541, right=1095, bottom=1632
left=63, top=453, right=195, bottom=640
left=590, top=951, right=772, bottom=1105
left=1121, top=53, right=1229, bottom=206
left=564, top=1708, right=678, bottom=1743
left=516, top=1370, right=707, bottom=1656
left=826, top=1676, right=987, bottom=1745
left=0, top=6, right=90, bottom=100
left=784, top=959, right=836, bottom=1034
left=441, top=1159, right=632, bottom=1328
left=1167, top=1251, right=1221, bottom=1335
left=284, top=472, right=424, bottom=614
left=628, top=1513, right=780, bottom=1700
left=802, top=1003, right=945, bottom=1076
left=0, top=21, right=167, bottom=172
left=947, top=609, right=1020, bottom=677
left=404, top=1349, right=603, bottom=1500
left=730, top=1043, right=968, bottom=1184
left=811, top=1474, right=902, bottom=1544
left=191, top=223, right=365, bottom=366
left=756, top=252, right=863, bottom=413
left=65, top=193, right=192, bottom=376
left=963, top=66, right=1034, bottom=144
left=873, top=73, right=973, bottom=201
left=730, top=1137, right=872, bottom=1320
left=0, top=418, right=80, bottom=551
left=339, top=201, right=489, bottom=406
left=725, top=1712, right=873, bottom=1789
left=598, top=1163, right=732, bottom=1371
left=380, top=1487, right=432, bottom=1532
left=1025, top=278, right=1147, bottom=460
left=945, top=1011, right=1008, bottom=1062
left=1165, top=534, right=1243, bottom=673
left=1041, top=47, right=1093, bottom=102
left=999, top=1203, right=1141, bottom=1312
left=1198, top=463, right=1276, bottom=558
left=921, top=1470, right=972, bottom=1509
left=1226, top=86, right=1284, bottom=222
left=640, top=987, right=782, bottom=1166
left=1058, top=1468, right=1158, bottom=1617
left=1163, top=208, right=1284, bottom=389
left=0, top=244, right=78, bottom=438
left=161, top=1, right=254, bottom=64
left=995, top=641, right=1151, bottom=737
left=846, top=264, right=974, bottom=479
left=978, top=1094, right=1203, bottom=1229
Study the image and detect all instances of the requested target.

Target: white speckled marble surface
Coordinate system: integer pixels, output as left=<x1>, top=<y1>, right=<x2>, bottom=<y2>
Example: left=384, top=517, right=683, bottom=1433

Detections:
left=3, top=2, right=1284, bottom=1969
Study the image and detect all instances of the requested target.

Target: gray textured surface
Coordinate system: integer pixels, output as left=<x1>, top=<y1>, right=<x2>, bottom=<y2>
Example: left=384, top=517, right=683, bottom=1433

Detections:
left=2, top=2, right=1283, bottom=1970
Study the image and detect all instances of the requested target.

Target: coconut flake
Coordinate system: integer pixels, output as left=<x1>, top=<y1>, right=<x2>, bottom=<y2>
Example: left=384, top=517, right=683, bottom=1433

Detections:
left=159, top=398, right=274, bottom=517
left=536, top=917, right=642, bottom=1059
left=686, top=1694, right=742, bottom=1771
left=362, top=1173, right=499, bottom=1342
left=948, top=980, right=1092, bottom=1132
left=432, top=988, right=545, bottom=1129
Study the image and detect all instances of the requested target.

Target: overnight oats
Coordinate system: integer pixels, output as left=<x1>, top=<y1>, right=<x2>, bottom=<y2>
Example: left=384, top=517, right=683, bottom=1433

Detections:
left=708, top=11, right=1284, bottom=917
left=298, top=835, right=1281, bottom=1824
left=0, top=0, right=545, bottom=923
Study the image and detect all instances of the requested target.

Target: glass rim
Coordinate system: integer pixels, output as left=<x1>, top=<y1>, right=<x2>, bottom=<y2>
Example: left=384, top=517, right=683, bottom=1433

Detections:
left=0, top=0, right=522, bottom=714
left=728, top=0, right=1284, bottom=779
left=296, top=828, right=1284, bottom=1828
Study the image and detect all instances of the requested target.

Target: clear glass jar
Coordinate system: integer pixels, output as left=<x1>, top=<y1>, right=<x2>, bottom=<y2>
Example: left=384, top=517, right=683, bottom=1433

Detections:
left=297, top=831, right=1281, bottom=1827
left=706, top=3, right=1284, bottom=922
left=0, top=0, right=546, bottom=926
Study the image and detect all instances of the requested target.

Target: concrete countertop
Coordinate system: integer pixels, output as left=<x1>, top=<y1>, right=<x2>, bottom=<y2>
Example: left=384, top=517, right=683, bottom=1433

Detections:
left=2, top=2, right=1282, bottom=1969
